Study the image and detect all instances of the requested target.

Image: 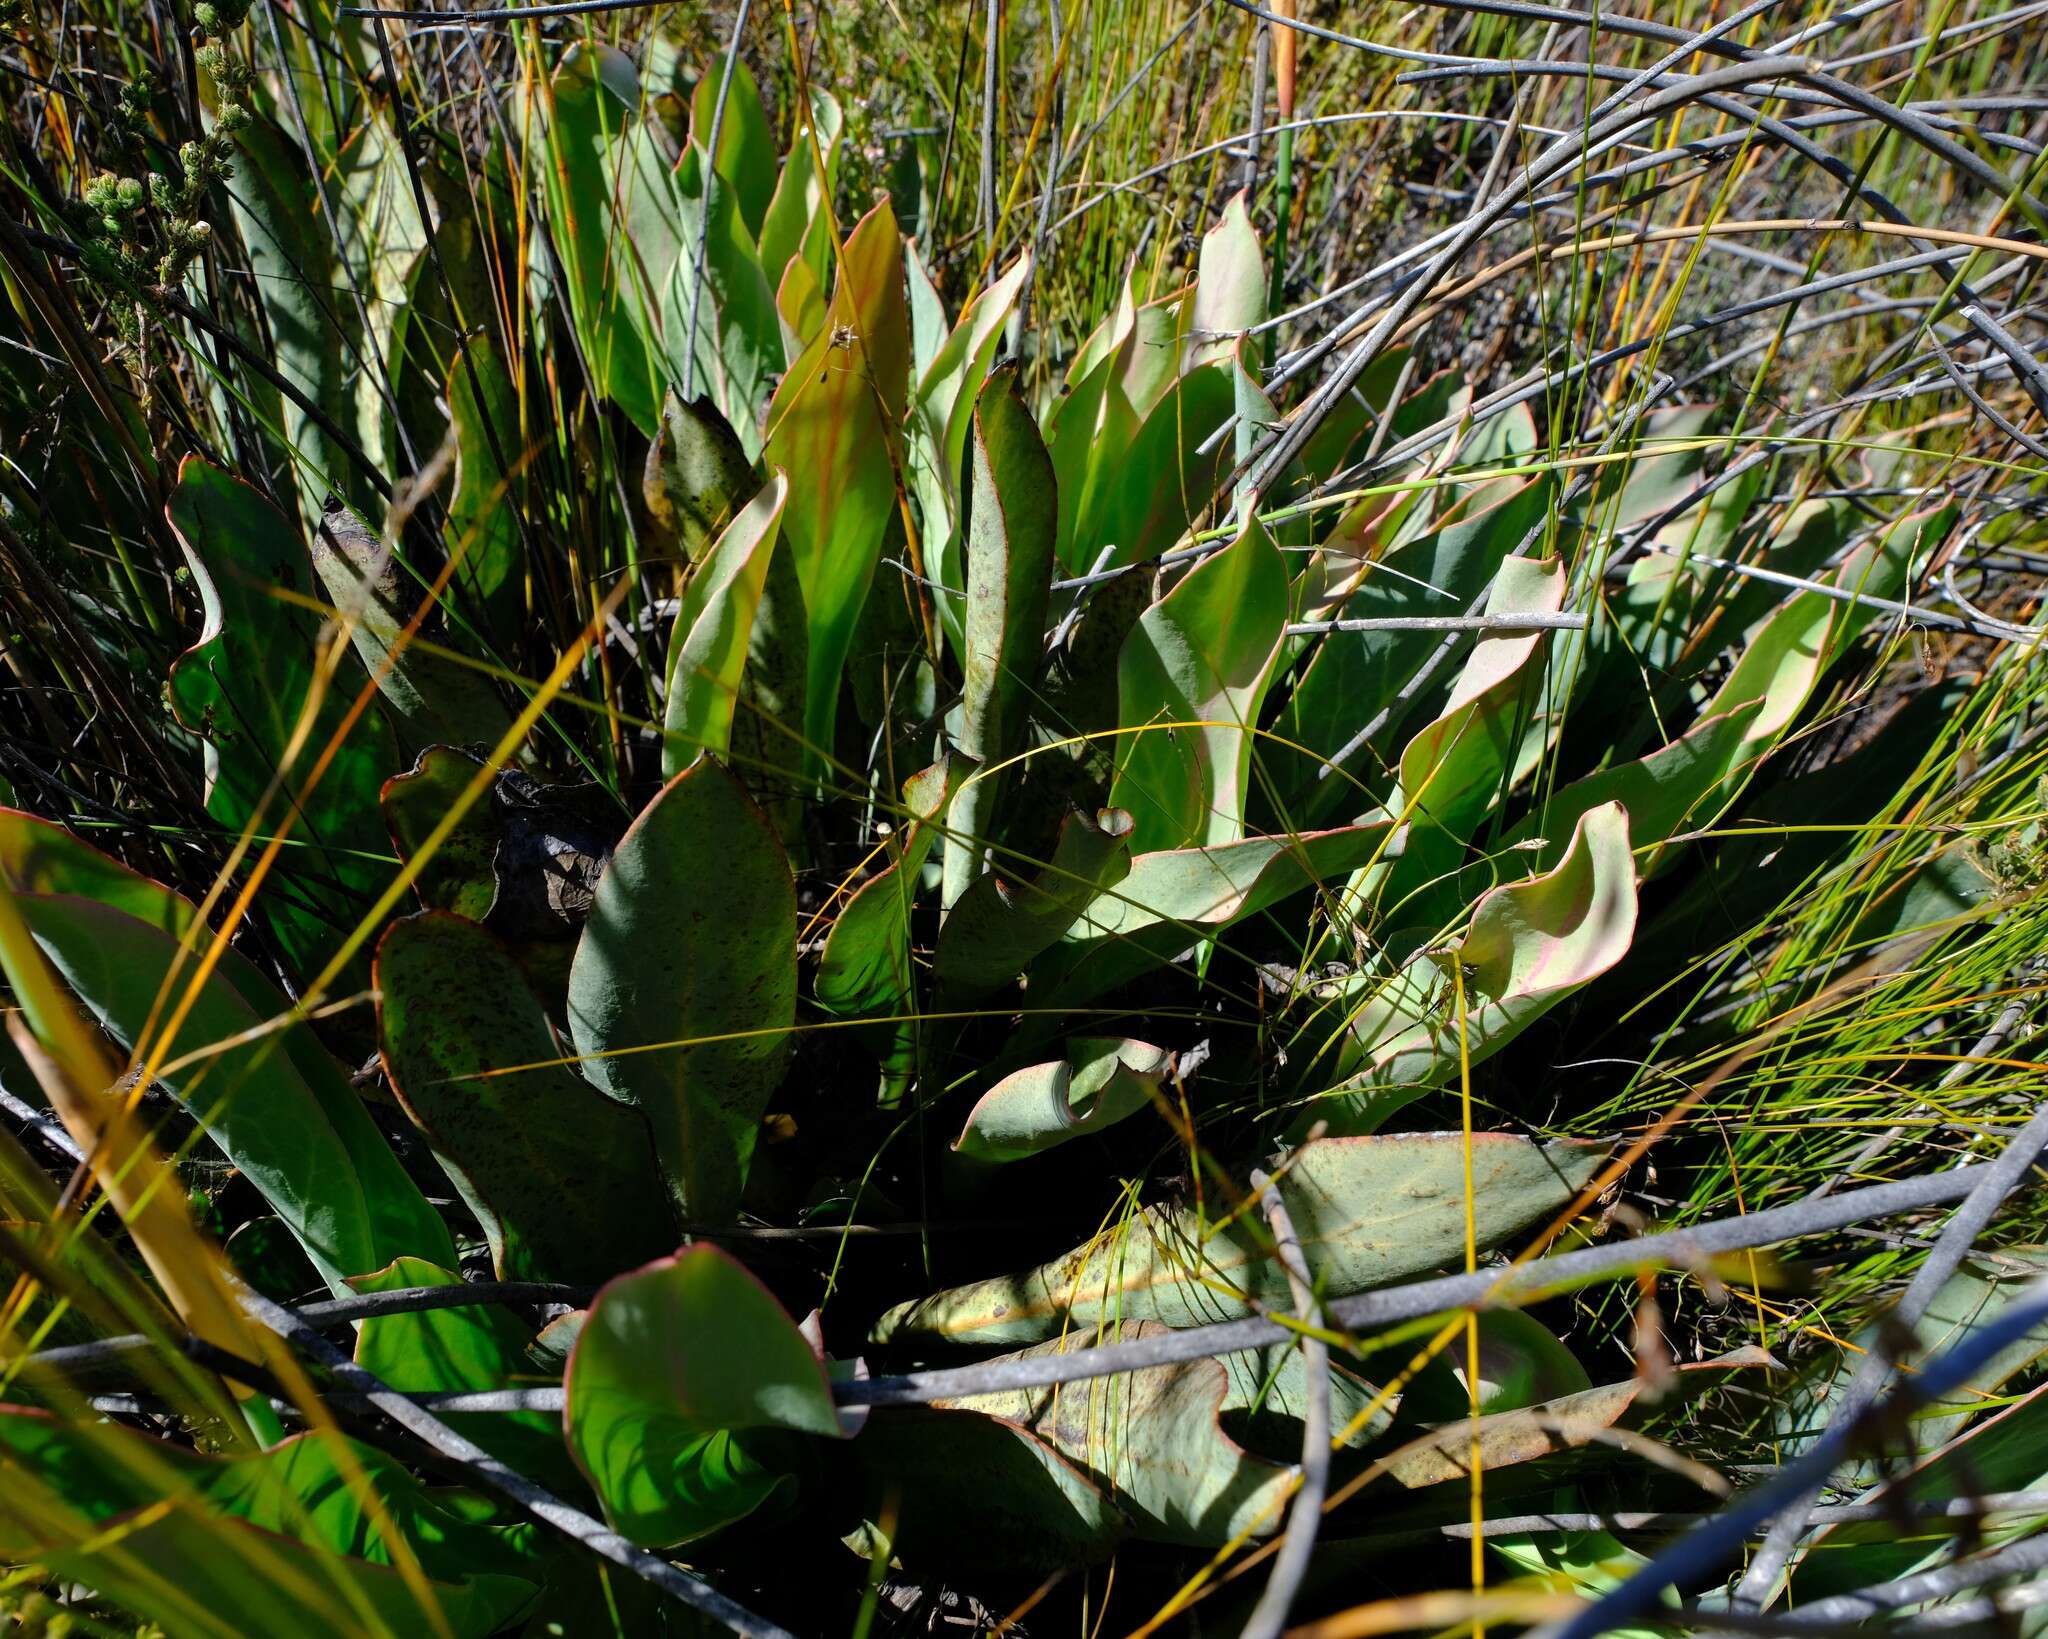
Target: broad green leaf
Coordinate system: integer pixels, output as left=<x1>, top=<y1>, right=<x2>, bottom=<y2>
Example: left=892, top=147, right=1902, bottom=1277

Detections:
left=1109, top=516, right=1289, bottom=855
left=444, top=333, right=524, bottom=630
left=921, top=1328, right=1389, bottom=1551
left=906, top=240, right=951, bottom=383
left=661, top=147, right=783, bottom=453
left=942, top=364, right=1057, bottom=905
left=1218, top=1340, right=1395, bottom=1451
left=1272, top=477, right=1554, bottom=827
left=567, top=757, right=796, bottom=1223
left=935, top=1320, right=1295, bottom=1545
left=564, top=1245, right=840, bottom=1547
left=935, top=807, right=1135, bottom=998
left=310, top=502, right=516, bottom=753
left=774, top=253, right=826, bottom=358
left=381, top=745, right=500, bottom=921
left=1309, top=802, right=1638, bottom=1135
left=755, top=88, right=842, bottom=294
left=224, top=117, right=370, bottom=524
left=541, top=43, right=664, bottom=434
left=1603, top=405, right=1718, bottom=532
left=644, top=390, right=757, bottom=567
left=1046, top=343, right=1123, bottom=575
left=333, top=95, right=427, bottom=482
left=1506, top=703, right=1765, bottom=881
left=1031, top=823, right=1394, bottom=1009
left=1072, top=360, right=1238, bottom=576
left=762, top=200, right=909, bottom=779
left=871, top=1132, right=1608, bottom=1344
left=662, top=471, right=789, bottom=773
left=907, top=253, right=1034, bottom=635
left=953, top=1038, right=1171, bottom=1163
left=1613, top=464, right=1763, bottom=673
left=816, top=755, right=963, bottom=1018
left=0, top=807, right=194, bottom=936
left=14, top=889, right=451, bottom=1289
left=1827, top=499, right=1956, bottom=649
left=1184, top=193, right=1266, bottom=370
left=351, top=1256, right=569, bottom=1484
left=1110, top=290, right=1186, bottom=422
left=688, top=59, right=776, bottom=238
left=1395, top=554, right=1566, bottom=838
left=165, top=457, right=397, bottom=974
left=378, top=912, right=671, bottom=1281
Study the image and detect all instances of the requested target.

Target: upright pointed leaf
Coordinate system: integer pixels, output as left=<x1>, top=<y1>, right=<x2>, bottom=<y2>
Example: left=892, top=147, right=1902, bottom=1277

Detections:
left=165, top=458, right=397, bottom=974
left=1110, top=517, right=1289, bottom=855
left=688, top=59, right=776, bottom=238
left=311, top=503, right=515, bottom=753
left=0, top=811, right=451, bottom=1283
left=661, top=147, right=783, bottom=452
left=762, top=201, right=909, bottom=779
left=662, top=472, right=789, bottom=773
left=567, top=758, right=797, bottom=1223
left=540, top=43, right=664, bottom=433
left=907, top=253, right=1034, bottom=631
left=942, top=365, right=1057, bottom=905
left=1184, top=194, right=1266, bottom=370
left=1395, top=554, right=1566, bottom=837
left=444, top=334, right=523, bottom=630
left=756, top=89, right=843, bottom=293
left=224, top=117, right=373, bottom=524
left=1273, top=477, right=1553, bottom=826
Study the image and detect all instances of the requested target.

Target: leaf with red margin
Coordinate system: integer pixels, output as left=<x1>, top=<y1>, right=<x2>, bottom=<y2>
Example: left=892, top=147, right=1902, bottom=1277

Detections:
left=564, top=1245, right=842, bottom=1548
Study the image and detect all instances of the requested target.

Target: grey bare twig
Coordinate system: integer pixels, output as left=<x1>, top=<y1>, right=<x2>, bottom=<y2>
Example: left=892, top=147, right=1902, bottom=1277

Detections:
left=846, top=1164, right=1995, bottom=1407
left=1241, top=1164, right=1331, bottom=1639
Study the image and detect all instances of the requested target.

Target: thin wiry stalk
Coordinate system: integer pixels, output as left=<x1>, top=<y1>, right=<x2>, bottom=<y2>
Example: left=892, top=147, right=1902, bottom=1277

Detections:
left=1538, top=1280, right=2048, bottom=1639
left=1732, top=1097, right=2048, bottom=1609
